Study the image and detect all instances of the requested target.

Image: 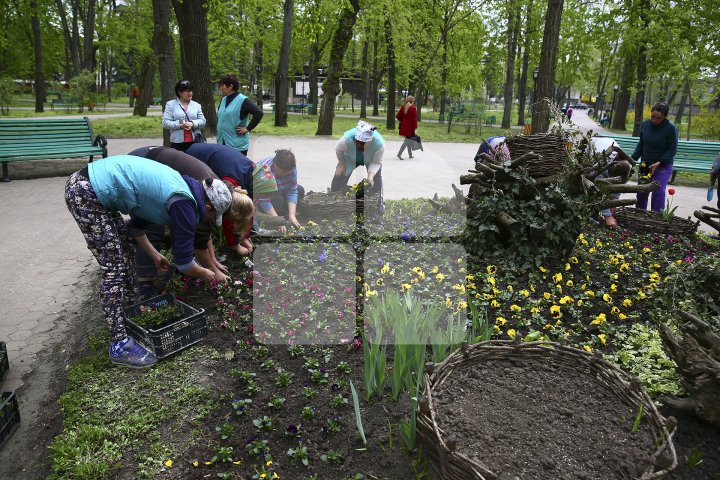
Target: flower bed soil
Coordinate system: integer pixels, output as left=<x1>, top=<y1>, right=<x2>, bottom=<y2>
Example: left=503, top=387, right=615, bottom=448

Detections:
left=432, top=358, right=663, bottom=479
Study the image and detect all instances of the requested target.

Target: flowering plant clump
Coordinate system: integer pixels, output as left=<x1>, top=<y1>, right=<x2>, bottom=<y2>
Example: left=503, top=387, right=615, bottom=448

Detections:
left=661, top=187, right=678, bottom=220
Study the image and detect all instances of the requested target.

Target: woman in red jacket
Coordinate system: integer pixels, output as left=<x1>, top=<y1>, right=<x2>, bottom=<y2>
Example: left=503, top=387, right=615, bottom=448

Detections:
left=396, top=95, right=418, bottom=160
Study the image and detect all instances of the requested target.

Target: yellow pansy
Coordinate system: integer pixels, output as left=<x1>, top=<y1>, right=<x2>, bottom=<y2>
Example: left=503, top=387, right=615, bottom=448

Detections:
left=591, top=313, right=606, bottom=325
left=585, top=290, right=595, bottom=296
left=507, top=329, right=517, bottom=339
left=493, top=324, right=500, bottom=333
left=598, top=334, right=607, bottom=345
left=495, top=316, right=507, bottom=326
left=411, top=277, right=419, bottom=284
left=487, top=276, right=496, bottom=286
left=559, top=296, right=573, bottom=304
left=233, top=460, right=242, bottom=465
left=603, top=293, right=613, bottom=303
left=543, top=292, right=551, bottom=300
left=550, top=305, right=562, bottom=319
left=553, top=273, right=563, bottom=283
left=365, top=290, right=378, bottom=298
left=363, top=282, right=370, bottom=292
left=355, top=275, right=363, bottom=282
left=510, top=304, right=522, bottom=312
left=566, top=280, right=574, bottom=287
left=465, top=274, right=475, bottom=281
left=457, top=301, right=468, bottom=311
left=431, top=266, right=439, bottom=273
left=307, top=220, right=317, bottom=226
left=519, top=289, right=530, bottom=297
left=610, top=306, right=620, bottom=315
left=483, top=293, right=494, bottom=300
left=583, top=345, right=592, bottom=352
left=643, top=247, right=651, bottom=253
left=401, top=283, right=412, bottom=292
left=376, top=278, right=384, bottom=286
left=610, top=284, right=617, bottom=293
left=266, top=461, right=273, bottom=467
left=436, top=273, right=446, bottom=282
left=565, top=263, right=571, bottom=271
left=622, top=299, right=632, bottom=307
left=570, top=256, right=579, bottom=264
left=192, top=461, right=199, bottom=467
left=539, top=266, right=548, bottom=273
left=453, top=284, right=466, bottom=294
left=381, top=264, right=390, bottom=274
left=507, top=285, right=514, bottom=292
left=577, top=299, right=584, bottom=307
left=490, top=299, right=500, bottom=308
left=556, top=285, right=563, bottom=293
left=543, top=323, right=554, bottom=330
left=164, top=460, right=173, bottom=468
left=589, top=247, right=596, bottom=254
left=445, top=298, right=453, bottom=308
left=618, top=313, right=628, bottom=320
left=530, top=307, right=540, bottom=315
left=487, top=265, right=497, bottom=274
left=619, top=263, right=629, bottom=272
left=459, top=268, right=466, bottom=273
left=467, top=282, right=476, bottom=290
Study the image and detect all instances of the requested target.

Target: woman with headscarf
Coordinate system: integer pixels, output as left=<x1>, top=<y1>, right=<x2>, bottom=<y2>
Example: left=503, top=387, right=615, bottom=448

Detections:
left=332, top=120, right=385, bottom=197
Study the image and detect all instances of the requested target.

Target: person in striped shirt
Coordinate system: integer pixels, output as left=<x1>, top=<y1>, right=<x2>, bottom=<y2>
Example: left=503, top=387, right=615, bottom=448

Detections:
left=254, top=149, right=304, bottom=233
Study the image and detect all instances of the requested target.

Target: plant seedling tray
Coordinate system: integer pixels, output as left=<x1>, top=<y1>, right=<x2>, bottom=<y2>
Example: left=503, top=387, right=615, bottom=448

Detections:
left=124, top=294, right=207, bottom=359
left=0, top=342, right=8, bottom=386
left=0, top=391, right=21, bottom=449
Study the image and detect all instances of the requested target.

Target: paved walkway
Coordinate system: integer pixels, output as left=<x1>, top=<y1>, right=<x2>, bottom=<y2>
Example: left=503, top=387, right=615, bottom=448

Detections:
left=0, top=113, right=715, bottom=396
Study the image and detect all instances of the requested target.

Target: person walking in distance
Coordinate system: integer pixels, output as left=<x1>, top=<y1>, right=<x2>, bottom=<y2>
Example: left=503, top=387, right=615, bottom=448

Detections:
left=396, top=95, right=418, bottom=160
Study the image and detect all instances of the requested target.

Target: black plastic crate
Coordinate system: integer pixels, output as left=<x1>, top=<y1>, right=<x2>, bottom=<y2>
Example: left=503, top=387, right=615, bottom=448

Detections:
left=0, top=391, right=21, bottom=449
left=124, top=293, right=207, bottom=359
left=0, top=342, right=8, bottom=385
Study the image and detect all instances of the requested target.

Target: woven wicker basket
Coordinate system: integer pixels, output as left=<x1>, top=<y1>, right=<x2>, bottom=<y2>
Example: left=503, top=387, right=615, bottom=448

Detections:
left=505, top=133, right=567, bottom=178
left=300, top=191, right=380, bottom=219
left=416, top=340, right=677, bottom=480
left=614, top=207, right=699, bottom=236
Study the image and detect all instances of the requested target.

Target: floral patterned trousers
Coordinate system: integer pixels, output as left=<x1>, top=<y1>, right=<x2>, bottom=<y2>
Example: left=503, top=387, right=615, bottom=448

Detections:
left=65, top=170, right=138, bottom=341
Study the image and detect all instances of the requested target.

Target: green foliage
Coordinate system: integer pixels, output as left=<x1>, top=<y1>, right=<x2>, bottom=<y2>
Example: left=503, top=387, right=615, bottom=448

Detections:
left=130, top=303, right=181, bottom=329
left=694, top=107, right=720, bottom=142
left=604, top=323, right=684, bottom=397
left=349, top=380, right=367, bottom=446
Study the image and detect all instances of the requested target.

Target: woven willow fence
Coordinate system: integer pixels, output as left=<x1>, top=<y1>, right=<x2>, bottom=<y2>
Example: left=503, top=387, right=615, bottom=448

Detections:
left=614, top=207, right=699, bottom=236
left=300, top=191, right=381, bottom=219
left=416, top=340, right=677, bottom=480
left=504, top=133, right=567, bottom=178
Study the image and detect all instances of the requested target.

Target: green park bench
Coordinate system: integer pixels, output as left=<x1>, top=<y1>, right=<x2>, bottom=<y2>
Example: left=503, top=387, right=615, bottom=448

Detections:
left=0, top=117, right=108, bottom=182
left=597, top=134, right=720, bottom=183
left=447, top=102, right=485, bottom=134
left=50, top=97, right=78, bottom=112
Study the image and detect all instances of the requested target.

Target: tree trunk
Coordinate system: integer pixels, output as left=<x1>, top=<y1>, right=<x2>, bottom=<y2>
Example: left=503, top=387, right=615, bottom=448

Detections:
left=611, top=58, right=634, bottom=131
left=30, top=0, right=46, bottom=113
left=502, top=0, right=520, bottom=129
left=152, top=0, right=176, bottom=147
left=309, top=42, right=321, bottom=115
left=631, top=0, right=650, bottom=137
left=372, top=38, right=379, bottom=117
left=54, top=0, right=75, bottom=77
left=674, top=77, right=689, bottom=125
left=316, top=0, right=360, bottom=135
left=172, top=0, right=217, bottom=135
left=531, top=0, right=563, bottom=134
left=384, top=17, right=396, bottom=131
left=70, top=0, right=81, bottom=71
left=274, top=0, right=293, bottom=127
left=133, top=54, right=154, bottom=117
left=360, top=40, right=368, bottom=118
left=439, top=17, right=448, bottom=123
left=82, top=0, right=96, bottom=71
left=517, top=0, right=533, bottom=126
left=255, top=40, right=264, bottom=109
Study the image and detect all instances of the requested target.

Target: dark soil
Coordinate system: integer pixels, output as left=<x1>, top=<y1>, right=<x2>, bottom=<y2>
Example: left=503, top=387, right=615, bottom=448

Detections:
left=433, top=358, right=662, bottom=479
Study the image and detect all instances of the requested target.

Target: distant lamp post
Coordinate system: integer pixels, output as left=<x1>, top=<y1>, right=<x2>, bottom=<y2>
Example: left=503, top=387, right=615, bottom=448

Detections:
left=531, top=68, right=540, bottom=113
left=301, top=74, right=306, bottom=99
left=609, top=84, right=619, bottom=127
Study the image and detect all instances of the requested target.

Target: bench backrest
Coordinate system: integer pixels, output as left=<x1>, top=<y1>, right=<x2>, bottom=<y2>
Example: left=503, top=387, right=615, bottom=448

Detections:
left=0, top=118, right=96, bottom=151
left=598, top=134, right=720, bottom=171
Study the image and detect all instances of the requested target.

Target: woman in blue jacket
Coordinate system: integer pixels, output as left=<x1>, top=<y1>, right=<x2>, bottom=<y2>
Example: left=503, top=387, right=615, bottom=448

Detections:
left=162, top=80, right=207, bottom=152
left=64, top=155, right=231, bottom=368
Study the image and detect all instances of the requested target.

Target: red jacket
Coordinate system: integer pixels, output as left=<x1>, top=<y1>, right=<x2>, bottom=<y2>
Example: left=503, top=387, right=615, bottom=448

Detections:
left=396, top=104, right=417, bottom=138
